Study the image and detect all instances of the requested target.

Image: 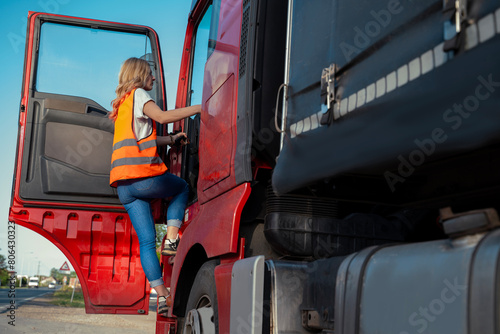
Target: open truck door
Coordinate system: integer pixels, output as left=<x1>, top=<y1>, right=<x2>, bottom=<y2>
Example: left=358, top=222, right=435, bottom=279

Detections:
left=9, top=12, right=166, bottom=314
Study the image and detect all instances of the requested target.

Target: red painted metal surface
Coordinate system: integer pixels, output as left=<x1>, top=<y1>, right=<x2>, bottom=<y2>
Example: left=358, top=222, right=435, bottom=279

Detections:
left=155, top=316, right=177, bottom=334
left=174, top=0, right=201, bottom=110
left=215, top=239, right=246, bottom=333
left=162, top=0, right=247, bottom=330
left=200, top=74, right=235, bottom=189
left=214, top=262, right=235, bottom=334
left=168, top=183, right=250, bottom=310
left=197, top=0, right=242, bottom=204
left=9, top=207, right=150, bottom=314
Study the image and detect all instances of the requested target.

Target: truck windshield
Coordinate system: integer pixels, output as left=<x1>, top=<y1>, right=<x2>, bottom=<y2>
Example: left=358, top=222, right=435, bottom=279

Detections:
left=36, top=22, right=154, bottom=109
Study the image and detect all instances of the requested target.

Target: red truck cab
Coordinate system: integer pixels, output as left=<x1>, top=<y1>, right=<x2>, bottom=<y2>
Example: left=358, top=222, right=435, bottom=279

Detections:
left=11, top=0, right=500, bottom=333
left=9, top=1, right=257, bottom=331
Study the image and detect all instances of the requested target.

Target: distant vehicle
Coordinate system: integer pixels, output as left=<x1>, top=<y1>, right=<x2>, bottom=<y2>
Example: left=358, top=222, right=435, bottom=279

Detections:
left=48, top=282, right=56, bottom=289
left=28, top=277, right=39, bottom=289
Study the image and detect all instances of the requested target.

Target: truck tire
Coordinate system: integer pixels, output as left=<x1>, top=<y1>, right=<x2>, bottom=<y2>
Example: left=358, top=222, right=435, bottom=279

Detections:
left=182, top=260, right=219, bottom=334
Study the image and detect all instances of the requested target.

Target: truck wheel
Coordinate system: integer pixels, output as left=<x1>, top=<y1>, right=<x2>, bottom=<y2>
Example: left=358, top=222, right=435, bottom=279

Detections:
left=183, top=260, right=218, bottom=334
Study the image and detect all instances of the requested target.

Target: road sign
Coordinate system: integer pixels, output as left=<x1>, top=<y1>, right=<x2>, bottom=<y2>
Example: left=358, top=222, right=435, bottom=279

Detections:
left=60, top=261, right=70, bottom=271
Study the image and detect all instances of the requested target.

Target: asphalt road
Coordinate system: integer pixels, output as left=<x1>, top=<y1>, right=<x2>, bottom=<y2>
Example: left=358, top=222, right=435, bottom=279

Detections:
left=0, top=288, right=158, bottom=333
left=0, top=286, right=157, bottom=313
left=0, top=286, right=56, bottom=314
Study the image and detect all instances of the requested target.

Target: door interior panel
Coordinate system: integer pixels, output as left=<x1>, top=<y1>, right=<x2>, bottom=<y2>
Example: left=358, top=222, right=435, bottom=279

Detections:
left=20, top=92, right=119, bottom=204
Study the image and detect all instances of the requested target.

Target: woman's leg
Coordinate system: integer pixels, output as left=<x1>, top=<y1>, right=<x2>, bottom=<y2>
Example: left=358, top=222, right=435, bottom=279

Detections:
left=164, top=174, right=189, bottom=239
left=130, top=173, right=189, bottom=238
left=119, top=173, right=190, bottom=260
left=117, top=182, right=167, bottom=296
left=121, top=199, right=165, bottom=288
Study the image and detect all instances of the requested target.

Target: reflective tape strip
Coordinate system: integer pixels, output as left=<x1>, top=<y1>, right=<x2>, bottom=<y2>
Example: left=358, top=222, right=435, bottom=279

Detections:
left=289, top=7, right=500, bottom=139
left=111, top=156, right=163, bottom=169
left=113, top=138, right=157, bottom=151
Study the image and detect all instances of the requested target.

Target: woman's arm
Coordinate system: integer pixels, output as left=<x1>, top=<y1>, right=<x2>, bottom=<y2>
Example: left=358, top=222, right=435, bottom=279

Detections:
left=143, top=102, right=201, bottom=124
left=157, top=132, right=188, bottom=146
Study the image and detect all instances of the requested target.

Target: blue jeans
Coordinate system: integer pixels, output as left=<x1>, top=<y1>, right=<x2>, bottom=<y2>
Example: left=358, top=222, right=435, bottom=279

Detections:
left=116, top=172, right=189, bottom=288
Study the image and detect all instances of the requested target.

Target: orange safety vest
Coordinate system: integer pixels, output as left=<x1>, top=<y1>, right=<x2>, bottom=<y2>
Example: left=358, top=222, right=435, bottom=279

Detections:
left=110, top=89, right=167, bottom=187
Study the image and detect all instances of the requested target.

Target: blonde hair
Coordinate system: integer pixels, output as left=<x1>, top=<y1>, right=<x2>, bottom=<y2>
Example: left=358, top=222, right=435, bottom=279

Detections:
left=109, top=57, right=151, bottom=121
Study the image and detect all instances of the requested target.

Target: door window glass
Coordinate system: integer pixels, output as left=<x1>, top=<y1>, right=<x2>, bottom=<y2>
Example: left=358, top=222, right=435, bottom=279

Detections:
left=188, top=0, right=221, bottom=107
left=189, top=5, right=213, bottom=107
left=37, top=22, right=155, bottom=109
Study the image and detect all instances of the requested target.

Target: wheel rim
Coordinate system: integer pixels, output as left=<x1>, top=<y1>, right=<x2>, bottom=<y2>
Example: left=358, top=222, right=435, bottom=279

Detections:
left=183, top=295, right=215, bottom=334
left=196, top=294, right=212, bottom=309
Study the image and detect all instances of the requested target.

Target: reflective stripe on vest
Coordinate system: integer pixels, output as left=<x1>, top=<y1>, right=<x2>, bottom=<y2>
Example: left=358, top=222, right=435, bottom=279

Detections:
left=113, top=138, right=158, bottom=151
left=109, top=89, right=167, bottom=187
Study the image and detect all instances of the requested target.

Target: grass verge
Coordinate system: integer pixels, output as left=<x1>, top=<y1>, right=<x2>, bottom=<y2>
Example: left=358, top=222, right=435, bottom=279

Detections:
left=50, top=286, right=85, bottom=308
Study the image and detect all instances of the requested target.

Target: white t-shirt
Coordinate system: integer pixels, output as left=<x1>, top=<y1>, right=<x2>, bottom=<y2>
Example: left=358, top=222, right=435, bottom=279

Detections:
left=133, top=88, right=155, bottom=141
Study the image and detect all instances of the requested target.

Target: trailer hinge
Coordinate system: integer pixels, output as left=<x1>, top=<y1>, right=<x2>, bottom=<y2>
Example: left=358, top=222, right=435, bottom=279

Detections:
left=440, top=207, right=500, bottom=238
left=443, top=0, right=468, bottom=52
left=320, top=63, right=337, bottom=126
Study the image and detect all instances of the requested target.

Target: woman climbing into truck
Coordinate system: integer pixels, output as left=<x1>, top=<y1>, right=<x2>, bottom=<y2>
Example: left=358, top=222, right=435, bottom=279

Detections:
left=109, top=57, right=201, bottom=314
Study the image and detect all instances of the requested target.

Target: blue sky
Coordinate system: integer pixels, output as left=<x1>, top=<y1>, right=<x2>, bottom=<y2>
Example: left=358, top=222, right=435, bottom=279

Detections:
left=0, top=0, right=192, bottom=276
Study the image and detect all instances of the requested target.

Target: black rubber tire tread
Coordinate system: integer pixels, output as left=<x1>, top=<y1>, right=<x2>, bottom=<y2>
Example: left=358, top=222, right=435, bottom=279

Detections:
left=183, top=260, right=219, bottom=333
